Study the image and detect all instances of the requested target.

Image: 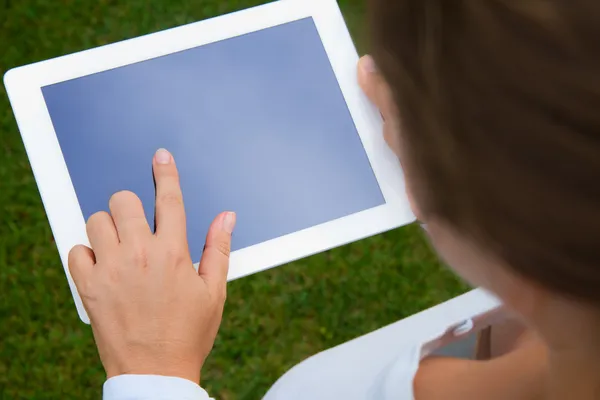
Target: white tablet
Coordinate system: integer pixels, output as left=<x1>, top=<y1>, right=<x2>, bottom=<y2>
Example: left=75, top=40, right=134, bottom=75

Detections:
left=4, top=0, right=415, bottom=323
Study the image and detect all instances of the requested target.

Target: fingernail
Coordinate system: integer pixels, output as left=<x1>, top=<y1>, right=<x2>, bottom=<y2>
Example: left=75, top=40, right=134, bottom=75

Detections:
left=362, top=55, right=378, bottom=74
left=222, top=212, right=236, bottom=234
left=155, top=148, right=172, bottom=165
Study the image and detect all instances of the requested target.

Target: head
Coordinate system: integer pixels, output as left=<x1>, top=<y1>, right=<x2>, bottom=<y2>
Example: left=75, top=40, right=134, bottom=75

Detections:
left=361, top=0, right=600, bottom=346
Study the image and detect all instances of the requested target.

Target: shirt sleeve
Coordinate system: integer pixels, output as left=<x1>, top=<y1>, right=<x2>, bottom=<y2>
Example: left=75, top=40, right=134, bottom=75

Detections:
left=103, top=375, right=214, bottom=400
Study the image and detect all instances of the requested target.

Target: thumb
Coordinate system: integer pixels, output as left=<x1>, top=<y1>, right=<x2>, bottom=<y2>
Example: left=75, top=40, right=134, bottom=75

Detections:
left=357, top=55, right=394, bottom=120
left=198, top=212, right=236, bottom=293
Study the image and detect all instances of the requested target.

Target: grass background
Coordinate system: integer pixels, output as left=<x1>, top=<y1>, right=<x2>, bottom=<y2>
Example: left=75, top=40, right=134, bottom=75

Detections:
left=0, top=1, right=468, bottom=398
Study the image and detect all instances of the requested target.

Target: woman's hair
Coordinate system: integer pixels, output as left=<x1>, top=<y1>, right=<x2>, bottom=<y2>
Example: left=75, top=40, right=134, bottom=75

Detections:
left=369, top=0, right=600, bottom=303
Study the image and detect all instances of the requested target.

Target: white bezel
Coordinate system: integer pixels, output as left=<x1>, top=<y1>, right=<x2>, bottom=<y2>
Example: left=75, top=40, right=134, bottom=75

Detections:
left=4, top=0, right=415, bottom=323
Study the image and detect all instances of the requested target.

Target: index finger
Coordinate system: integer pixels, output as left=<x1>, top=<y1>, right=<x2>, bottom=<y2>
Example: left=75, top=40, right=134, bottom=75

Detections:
left=152, top=148, right=187, bottom=245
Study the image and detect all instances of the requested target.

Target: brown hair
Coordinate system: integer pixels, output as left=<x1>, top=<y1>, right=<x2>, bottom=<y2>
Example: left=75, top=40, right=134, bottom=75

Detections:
left=369, top=0, right=600, bottom=303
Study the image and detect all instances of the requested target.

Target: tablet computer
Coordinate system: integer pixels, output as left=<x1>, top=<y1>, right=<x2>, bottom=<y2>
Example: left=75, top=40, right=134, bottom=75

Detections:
left=4, top=0, right=415, bottom=323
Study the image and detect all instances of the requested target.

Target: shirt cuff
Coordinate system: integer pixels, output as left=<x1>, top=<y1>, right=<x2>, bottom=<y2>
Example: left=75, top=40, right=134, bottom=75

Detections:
left=103, top=375, right=213, bottom=400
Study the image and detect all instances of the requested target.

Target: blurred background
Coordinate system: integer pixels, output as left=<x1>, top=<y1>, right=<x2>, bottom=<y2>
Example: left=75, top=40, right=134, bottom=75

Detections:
left=0, top=1, right=467, bottom=398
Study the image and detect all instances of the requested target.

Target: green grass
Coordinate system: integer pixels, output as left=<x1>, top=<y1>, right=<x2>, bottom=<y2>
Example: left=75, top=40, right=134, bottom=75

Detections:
left=0, top=1, right=468, bottom=398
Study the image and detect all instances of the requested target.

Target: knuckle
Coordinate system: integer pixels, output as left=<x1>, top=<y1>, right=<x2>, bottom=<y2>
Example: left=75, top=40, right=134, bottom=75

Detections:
left=107, top=267, right=121, bottom=285
left=110, top=190, right=141, bottom=209
left=87, top=211, right=110, bottom=225
left=163, top=245, right=187, bottom=265
left=68, top=244, right=81, bottom=258
left=68, top=246, right=93, bottom=286
left=87, top=211, right=111, bottom=232
left=215, top=287, right=227, bottom=304
left=78, top=273, right=97, bottom=297
left=128, top=244, right=148, bottom=267
left=158, top=191, right=183, bottom=208
left=68, top=246, right=83, bottom=268
left=213, top=240, right=231, bottom=258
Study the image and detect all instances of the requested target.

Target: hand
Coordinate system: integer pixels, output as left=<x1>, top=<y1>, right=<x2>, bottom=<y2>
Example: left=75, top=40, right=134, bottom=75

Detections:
left=68, top=148, right=236, bottom=384
left=358, top=54, right=421, bottom=219
left=357, top=55, right=401, bottom=156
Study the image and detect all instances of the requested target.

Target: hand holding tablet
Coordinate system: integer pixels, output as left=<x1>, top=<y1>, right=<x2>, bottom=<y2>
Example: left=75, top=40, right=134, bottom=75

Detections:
left=4, top=0, right=415, bottom=322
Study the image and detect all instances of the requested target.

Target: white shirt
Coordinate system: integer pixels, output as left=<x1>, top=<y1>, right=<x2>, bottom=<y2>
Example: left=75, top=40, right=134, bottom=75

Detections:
left=101, top=341, right=423, bottom=400
left=264, top=291, right=502, bottom=400
left=103, top=375, right=213, bottom=400
left=103, top=290, right=502, bottom=400
left=101, top=342, right=423, bottom=400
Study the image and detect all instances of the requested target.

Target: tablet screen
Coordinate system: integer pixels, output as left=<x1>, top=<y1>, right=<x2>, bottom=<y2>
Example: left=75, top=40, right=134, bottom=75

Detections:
left=42, top=17, right=385, bottom=262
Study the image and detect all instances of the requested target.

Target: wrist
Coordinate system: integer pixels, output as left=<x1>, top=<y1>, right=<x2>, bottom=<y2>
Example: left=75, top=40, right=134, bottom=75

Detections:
left=105, top=357, right=202, bottom=384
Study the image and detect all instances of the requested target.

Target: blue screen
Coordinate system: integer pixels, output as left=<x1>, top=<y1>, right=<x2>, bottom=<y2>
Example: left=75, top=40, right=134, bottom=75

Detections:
left=42, top=17, right=385, bottom=263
